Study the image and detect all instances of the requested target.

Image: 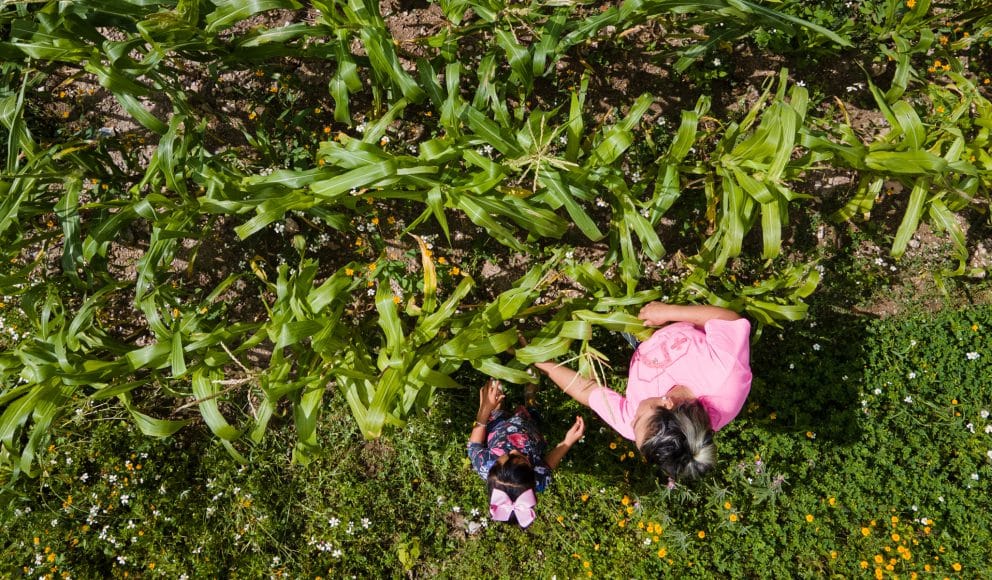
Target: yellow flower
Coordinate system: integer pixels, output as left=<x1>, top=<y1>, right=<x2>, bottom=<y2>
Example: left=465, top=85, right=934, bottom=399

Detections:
left=724, top=501, right=732, bottom=510
left=451, top=267, right=461, bottom=276
left=609, top=442, right=617, bottom=450
left=952, top=399, right=958, bottom=404
left=618, top=519, right=626, bottom=528
left=905, top=0, right=915, bottom=7
left=344, top=267, right=354, bottom=276
left=697, top=530, right=706, bottom=539
left=874, top=554, right=883, bottom=564
left=830, top=551, right=837, bottom=559
left=248, top=111, right=257, bottom=120
left=936, top=106, right=945, bottom=114
left=874, top=568, right=883, bottom=580
left=892, top=533, right=900, bottom=542
left=621, top=496, right=630, bottom=506
left=583, top=561, right=590, bottom=568
left=371, top=217, right=380, bottom=225
left=47, top=553, right=56, bottom=563
left=952, top=563, right=962, bottom=571
left=323, top=126, right=332, bottom=134
left=627, top=451, right=635, bottom=458
left=861, top=561, right=869, bottom=569
left=657, top=547, right=668, bottom=558
left=581, top=493, right=589, bottom=502
left=392, top=295, right=401, bottom=304
left=805, top=514, right=814, bottom=523
left=438, top=256, right=447, bottom=265
left=971, top=324, right=978, bottom=331
left=368, top=262, right=377, bottom=271
left=626, top=506, right=634, bottom=515
left=729, top=513, right=738, bottom=522
left=828, top=497, right=836, bottom=506
left=149, top=563, right=155, bottom=570
left=891, top=516, right=899, bottom=524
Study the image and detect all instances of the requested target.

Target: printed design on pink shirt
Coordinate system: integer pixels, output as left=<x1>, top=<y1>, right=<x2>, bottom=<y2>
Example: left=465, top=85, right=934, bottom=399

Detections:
left=633, top=330, right=693, bottom=383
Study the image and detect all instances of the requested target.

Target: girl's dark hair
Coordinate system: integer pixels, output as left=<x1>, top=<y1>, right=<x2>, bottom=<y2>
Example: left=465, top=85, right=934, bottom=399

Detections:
left=486, top=455, right=536, bottom=526
left=637, top=399, right=715, bottom=482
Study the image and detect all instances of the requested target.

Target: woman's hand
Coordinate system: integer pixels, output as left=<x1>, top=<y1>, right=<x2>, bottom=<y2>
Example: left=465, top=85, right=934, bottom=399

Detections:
left=563, top=415, right=585, bottom=446
left=477, top=378, right=505, bottom=420
left=637, top=301, right=673, bottom=327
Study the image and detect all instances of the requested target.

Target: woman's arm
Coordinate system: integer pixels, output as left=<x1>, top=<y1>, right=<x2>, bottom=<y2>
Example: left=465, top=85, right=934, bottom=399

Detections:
left=638, top=302, right=741, bottom=328
left=534, top=362, right=604, bottom=407
left=544, top=416, right=585, bottom=470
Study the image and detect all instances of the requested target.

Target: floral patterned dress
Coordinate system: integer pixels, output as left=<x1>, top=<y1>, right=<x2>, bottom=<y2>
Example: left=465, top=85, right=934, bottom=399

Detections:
left=466, top=405, right=552, bottom=492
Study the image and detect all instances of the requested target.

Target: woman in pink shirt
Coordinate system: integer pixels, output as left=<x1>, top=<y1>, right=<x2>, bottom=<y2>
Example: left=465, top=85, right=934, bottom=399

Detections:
left=534, top=302, right=752, bottom=482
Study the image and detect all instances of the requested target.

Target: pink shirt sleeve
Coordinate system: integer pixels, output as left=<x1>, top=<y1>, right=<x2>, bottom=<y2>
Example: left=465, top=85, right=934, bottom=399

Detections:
left=695, top=318, right=752, bottom=430
left=587, top=386, right=637, bottom=441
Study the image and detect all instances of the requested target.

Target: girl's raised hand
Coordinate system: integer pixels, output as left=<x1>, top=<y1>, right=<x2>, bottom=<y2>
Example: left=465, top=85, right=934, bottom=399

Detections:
left=479, top=378, right=505, bottom=414
left=564, top=415, right=585, bottom=446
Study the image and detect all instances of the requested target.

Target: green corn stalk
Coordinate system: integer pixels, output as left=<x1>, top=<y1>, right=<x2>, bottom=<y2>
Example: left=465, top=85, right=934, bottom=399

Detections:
left=812, top=74, right=988, bottom=277
left=692, top=69, right=811, bottom=275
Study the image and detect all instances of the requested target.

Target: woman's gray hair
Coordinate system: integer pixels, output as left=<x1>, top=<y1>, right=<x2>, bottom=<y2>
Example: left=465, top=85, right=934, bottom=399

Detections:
left=637, top=399, right=715, bottom=482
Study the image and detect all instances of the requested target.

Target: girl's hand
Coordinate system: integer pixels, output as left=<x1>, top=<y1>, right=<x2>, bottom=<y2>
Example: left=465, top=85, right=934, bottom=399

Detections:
left=478, top=379, right=505, bottom=417
left=563, top=415, right=585, bottom=446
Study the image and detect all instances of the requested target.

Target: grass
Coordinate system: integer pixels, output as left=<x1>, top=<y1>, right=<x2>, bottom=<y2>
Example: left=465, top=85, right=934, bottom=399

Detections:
left=3, top=289, right=991, bottom=577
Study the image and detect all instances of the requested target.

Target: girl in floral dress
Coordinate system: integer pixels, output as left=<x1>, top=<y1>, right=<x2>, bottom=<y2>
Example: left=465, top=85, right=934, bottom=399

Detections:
left=467, top=379, right=584, bottom=528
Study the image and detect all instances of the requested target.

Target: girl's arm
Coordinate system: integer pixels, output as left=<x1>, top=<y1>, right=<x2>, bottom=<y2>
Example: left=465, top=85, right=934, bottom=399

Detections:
left=638, top=302, right=741, bottom=328
left=534, top=362, right=604, bottom=407
left=545, top=416, right=585, bottom=470
left=470, top=379, right=504, bottom=444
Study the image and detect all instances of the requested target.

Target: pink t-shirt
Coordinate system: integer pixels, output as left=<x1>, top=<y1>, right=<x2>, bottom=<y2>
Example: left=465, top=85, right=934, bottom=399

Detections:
left=588, top=318, right=752, bottom=440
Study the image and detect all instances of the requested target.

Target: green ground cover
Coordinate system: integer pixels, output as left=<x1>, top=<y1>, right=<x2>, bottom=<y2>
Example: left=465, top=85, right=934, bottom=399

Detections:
left=2, top=0, right=992, bottom=577
left=2, top=296, right=991, bottom=577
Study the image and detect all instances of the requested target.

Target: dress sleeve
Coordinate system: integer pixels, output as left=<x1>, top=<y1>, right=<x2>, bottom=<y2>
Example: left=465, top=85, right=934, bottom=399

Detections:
left=533, top=462, right=552, bottom=492
left=586, top=386, right=637, bottom=441
left=466, top=442, right=496, bottom=481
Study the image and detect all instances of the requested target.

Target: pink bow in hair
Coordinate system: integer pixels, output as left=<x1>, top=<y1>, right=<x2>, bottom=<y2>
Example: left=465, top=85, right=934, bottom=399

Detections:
left=489, top=488, right=537, bottom=528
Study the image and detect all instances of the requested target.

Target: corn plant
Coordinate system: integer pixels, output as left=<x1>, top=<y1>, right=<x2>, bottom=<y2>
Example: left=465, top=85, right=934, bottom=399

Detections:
left=811, top=74, right=990, bottom=278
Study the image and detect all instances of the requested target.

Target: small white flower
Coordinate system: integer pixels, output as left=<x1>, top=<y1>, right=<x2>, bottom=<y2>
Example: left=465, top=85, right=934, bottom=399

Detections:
left=361, top=517, right=371, bottom=528
left=966, top=351, right=980, bottom=360
left=967, top=422, right=975, bottom=433
left=80, top=473, right=89, bottom=482
left=987, top=450, right=992, bottom=459
left=332, top=549, right=343, bottom=558
left=812, top=343, right=821, bottom=351
left=470, top=508, right=480, bottom=517
left=712, top=58, right=721, bottom=66
left=981, top=410, right=990, bottom=419
left=971, top=473, right=979, bottom=481
left=795, top=80, right=806, bottom=87
left=789, top=363, right=795, bottom=370
left=329, top=517, right=340, bottom=527
left=873, top=388, right=882, bottom=395
left=985, top=425, right=992, bottom=434
left=452, top=506, right=461, bottom=514
left=908, top=371, right=917, bottom=379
